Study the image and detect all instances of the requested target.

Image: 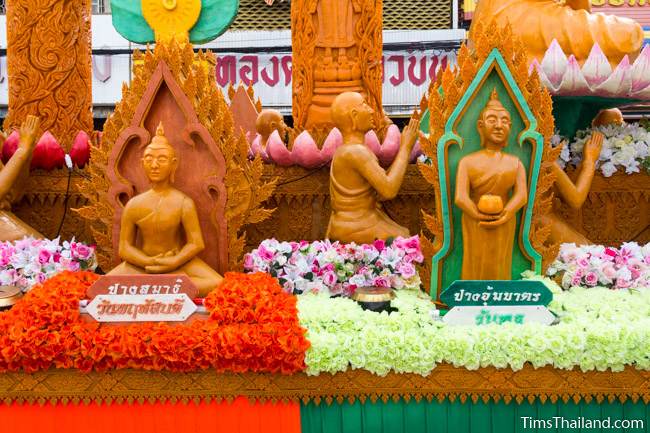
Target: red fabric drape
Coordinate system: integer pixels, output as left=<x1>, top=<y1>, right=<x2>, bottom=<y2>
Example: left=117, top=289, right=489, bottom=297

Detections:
left=1, top=397, right=301, bottom=433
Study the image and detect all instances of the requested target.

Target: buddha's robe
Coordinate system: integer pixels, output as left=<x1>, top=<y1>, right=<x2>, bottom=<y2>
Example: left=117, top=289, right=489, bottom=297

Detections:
left=459, top=153, right=523, bottom=280
left=472, top=0, right=643, bottom=66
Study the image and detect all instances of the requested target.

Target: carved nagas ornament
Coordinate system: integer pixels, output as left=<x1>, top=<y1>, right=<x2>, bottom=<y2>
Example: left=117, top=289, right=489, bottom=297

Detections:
left=418, top=22, right=561, bottom=278
left=75, top=40, right=276, bottom=271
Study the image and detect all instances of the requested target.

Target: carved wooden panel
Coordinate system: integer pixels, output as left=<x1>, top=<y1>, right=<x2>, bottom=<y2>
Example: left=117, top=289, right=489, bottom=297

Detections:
left=12, top=169, right=650, bottom=258
left=4, top=0, right=93, bottom=150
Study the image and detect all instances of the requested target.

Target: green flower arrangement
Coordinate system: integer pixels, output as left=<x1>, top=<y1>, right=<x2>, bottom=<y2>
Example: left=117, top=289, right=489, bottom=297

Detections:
left=298, top=275, right=650, bottom=376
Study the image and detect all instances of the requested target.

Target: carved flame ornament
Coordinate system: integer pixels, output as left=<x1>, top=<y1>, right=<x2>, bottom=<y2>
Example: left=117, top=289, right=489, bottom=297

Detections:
left=75, top=40, right=276, bottom=271
left=419, top=22, right=561, bottom=297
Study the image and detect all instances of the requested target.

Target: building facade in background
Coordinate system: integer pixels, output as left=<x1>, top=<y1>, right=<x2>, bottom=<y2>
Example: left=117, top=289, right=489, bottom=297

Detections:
left=0, top=0, right=464, bottom=125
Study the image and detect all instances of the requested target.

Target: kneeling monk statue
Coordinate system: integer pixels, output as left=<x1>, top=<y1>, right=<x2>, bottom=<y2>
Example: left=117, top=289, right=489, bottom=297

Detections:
left=108, top=123, right=223, bottom=296
left=326, top=92, right=419, bottom=244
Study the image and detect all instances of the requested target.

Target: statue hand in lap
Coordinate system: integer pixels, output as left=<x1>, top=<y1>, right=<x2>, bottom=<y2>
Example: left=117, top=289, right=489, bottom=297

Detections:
left=108, top=122, right=223, bottom=297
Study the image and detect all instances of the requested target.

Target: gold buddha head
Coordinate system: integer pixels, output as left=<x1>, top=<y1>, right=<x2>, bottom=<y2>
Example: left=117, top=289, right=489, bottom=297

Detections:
left=477, top=89, right=512, bottom=148
left=256, top=109, right=288, bottom=141
left=592, top=108, right=624, bottom=127
left=142, top=122, right=178, bottom=184
left=331, top=92, right=375, bottom=134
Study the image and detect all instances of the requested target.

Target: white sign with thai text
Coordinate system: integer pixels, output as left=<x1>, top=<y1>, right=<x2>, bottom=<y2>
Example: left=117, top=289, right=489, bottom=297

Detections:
left=85, top=294, right=197, bottom=322
left=443, top=306, right=556, bottom=326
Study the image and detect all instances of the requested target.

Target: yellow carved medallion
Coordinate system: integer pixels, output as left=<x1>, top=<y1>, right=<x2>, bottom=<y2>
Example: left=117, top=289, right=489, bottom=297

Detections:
left=142, top=0, right=201, bottom=41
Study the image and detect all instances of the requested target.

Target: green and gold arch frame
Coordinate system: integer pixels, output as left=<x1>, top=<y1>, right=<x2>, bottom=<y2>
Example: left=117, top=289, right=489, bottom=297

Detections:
left=419, top=23, right=561, bottom=299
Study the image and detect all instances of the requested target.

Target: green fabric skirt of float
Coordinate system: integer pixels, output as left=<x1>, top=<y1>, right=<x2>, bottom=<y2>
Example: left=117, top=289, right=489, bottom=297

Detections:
left=301, top=399, right=649, bottom=433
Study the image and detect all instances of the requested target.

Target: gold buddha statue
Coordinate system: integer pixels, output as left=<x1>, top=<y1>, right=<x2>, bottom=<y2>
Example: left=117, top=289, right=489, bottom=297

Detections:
left=108, top=123, right=223, bottom=296
left=0, top=115, right=44, bottom=242
left=472, top=0, right=643, bottom=66
left=326, top=92, right=419, bottom=244
left=454, top=90, right=528, bottom=280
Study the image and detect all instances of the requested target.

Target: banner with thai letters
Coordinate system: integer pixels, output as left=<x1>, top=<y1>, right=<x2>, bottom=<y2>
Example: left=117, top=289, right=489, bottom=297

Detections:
left=1, top=49, right=458, bottom=114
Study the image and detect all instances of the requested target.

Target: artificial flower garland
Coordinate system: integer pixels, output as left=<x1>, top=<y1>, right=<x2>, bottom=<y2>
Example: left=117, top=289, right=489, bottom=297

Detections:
left=547, top=242, right=650, bottom=290
left=553, top=121, right=650, bottom=177
left=0, top=271, right=309, bottom=373
left=245, top=236, right=424, bottom=296
left=299, top=275, right=650, bottom=376
left=0, top=237, right=97, bottom=291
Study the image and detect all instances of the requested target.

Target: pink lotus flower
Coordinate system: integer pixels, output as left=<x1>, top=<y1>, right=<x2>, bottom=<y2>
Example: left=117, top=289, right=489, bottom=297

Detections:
left=1, top=131, right=19, bottom=163
left=31, top=132, right=65, bottom=171
left=70, top=130, right=91, bottom=168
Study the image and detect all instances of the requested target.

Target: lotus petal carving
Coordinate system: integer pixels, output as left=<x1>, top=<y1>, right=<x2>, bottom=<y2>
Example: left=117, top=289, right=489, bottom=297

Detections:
left=535, top=40, right=650, bottom=100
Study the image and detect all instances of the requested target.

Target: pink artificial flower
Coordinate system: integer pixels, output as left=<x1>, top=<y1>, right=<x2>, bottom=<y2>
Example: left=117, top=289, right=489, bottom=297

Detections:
left=67, top=261, right=81, bottom=272
left=571, top=275, right=582, bottom=286
left=257, top=245, right=275, bottom=261
left=602, top=264, right=617, bottom=280
left=38, top=249, right=52, bottom=265
left=584, top=272, right=599, bottom=287
left=323, top=263, right=335, bottom=272
left=243, top=254, right=254, bottom=270
left=72, top=243, right=93, bottom=261
left=604, top=248, right=617, bottom=261
left=615, top=278, right=632, bottom=289
left=373, top=239, right=386, bottom=252
left=577, top=258, right=590, bottom=269
left=397, top=262, right=416, bottom=279
left=323, top=271, right=338, bottom=286
left=373, top=276, right=390, bottom=288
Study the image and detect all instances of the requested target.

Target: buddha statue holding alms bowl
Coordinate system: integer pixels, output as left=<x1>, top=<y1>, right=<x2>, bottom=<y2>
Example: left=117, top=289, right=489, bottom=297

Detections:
left=454, top=90, right=528, bottom=281
left=108, top=123, right=223, bottom=297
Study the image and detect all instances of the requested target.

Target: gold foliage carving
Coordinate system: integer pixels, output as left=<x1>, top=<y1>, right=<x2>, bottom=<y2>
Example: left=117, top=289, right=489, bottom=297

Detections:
left=75, top=40, right=275, bottom=271
left=419, top=22, right=560, bottom=275
left=0, top=365, right=648, bottom=406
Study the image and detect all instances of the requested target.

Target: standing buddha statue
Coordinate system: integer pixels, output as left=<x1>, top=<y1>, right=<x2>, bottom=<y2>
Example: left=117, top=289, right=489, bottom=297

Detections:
left=454, top=90, right=528, bottom=280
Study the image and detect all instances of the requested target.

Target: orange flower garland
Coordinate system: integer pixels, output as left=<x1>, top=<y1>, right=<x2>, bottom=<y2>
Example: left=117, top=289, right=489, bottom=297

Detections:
left=0, top=271, right=309, bottom=373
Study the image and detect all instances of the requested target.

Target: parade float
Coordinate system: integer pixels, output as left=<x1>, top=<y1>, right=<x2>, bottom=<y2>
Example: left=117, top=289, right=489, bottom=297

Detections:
left=0, top=0, right=649, bottom=432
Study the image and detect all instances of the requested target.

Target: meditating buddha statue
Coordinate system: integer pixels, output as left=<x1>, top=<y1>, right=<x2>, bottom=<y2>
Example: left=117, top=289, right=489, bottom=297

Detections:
left=0, top=115, right=44, bottom=241
left=108, top=123, right=223, bottom=296
left=454, top=90, right=528, bottom=280
left=472, top=0, right=643, bottom=66
left=326, top=92, right=419, bottom=244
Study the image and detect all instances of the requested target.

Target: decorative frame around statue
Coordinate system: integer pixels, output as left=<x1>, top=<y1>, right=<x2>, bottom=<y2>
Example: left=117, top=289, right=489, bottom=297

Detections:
left=420, top=23, right=561, bottom=299
left=76, top=41, right=276, bottom=272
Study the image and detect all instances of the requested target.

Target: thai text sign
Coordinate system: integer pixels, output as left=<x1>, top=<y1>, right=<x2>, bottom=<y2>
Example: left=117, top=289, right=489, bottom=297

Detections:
left=440, top=280, right=552, bottom=307
left=86, top=275, right=199, bottom=300
left=85, top=294, right=197, bottom=322
left=442, top=306, right=556, bottom=326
